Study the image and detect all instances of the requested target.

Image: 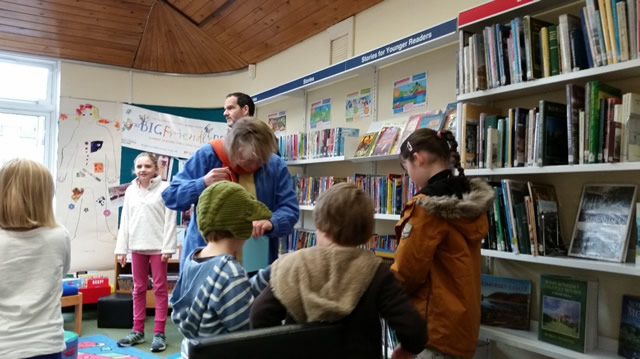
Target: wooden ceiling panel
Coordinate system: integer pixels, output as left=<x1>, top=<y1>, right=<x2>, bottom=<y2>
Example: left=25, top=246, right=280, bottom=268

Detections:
left=0, top=0, right=382, bottom=74
left=38, top=0, right=150, bottom=20
left=0, top=9, right=141, bottom=46
left=211, top=0, right=289, bottom=46
left=186, top=0, right=226, bottom=24
left=134, top=1, right=246, bottom=73
left=235, top=0, right=382, bottom=64
left=0, top=32, right=134, bottom=66
left=220, top=0, right=317, bottom=50
left=0, top=0, right=146, bottom=33
left=200, top=0, right=269, bottom=33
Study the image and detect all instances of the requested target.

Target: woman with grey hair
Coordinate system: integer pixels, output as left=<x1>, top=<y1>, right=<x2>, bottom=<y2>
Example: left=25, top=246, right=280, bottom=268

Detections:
left=162, top=117, right=299, bottom=270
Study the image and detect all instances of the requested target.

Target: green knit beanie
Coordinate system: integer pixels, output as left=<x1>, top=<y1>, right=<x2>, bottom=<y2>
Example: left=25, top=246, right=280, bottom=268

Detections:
left=197, top=181, right=272, bottom=240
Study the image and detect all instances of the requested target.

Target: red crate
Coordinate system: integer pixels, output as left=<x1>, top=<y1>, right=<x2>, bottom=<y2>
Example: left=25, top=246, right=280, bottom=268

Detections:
left=79, top=286, right=111, bottom=304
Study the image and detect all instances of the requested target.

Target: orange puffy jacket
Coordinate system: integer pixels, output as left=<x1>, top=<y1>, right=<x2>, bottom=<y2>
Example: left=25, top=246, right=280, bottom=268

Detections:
left=391, top=177, right=494, bottom=359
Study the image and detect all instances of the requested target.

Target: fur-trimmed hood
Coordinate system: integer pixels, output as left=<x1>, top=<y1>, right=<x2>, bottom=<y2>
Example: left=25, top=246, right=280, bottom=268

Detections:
left=412, top=177, right=494, bottom=243
left=415, top=177, right=495, bottom=220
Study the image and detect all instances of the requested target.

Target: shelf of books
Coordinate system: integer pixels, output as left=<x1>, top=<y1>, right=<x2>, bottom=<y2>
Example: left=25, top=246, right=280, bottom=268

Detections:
left=467, top=161, right=640, bottom=176
left=298, top=205, right=401, bottom=221
left=285, top=156, right=347, bottom=166
left=458, top=57, right=640, bottom=102
left=482, top=249, right=640, bottom=276
left=479, top=323, right=619, bottom=359
left=458, top=0, right=578, bottom=33
left=280, top=229, right=397, bottom=260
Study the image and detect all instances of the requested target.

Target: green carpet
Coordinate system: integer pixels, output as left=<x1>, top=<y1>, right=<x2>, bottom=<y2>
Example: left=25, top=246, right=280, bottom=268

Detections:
left=63, top=308, right=181, bottom=358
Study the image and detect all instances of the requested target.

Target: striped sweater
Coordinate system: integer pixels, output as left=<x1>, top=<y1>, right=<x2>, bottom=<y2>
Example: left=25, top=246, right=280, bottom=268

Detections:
left=170, top=251, right=270, bottom=358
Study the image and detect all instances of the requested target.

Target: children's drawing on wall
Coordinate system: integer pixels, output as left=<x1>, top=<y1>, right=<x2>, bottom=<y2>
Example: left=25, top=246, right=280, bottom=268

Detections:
left=393, top=72, right=427, bottom=114
left=267, top=111, right=286, bottom=136
left=345, top=88, right=371, bottom=122
left=310, top=98, right=331, bottom=129
left=57, top=98, right=122, bottom=271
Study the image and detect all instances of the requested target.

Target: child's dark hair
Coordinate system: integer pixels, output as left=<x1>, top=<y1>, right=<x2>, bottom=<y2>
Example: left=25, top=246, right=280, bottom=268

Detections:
left=399, top=128, right=465, bottom=176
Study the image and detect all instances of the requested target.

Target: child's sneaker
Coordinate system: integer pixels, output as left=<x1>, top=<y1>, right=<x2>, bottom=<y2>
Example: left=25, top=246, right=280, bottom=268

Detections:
left=150, top=333, right=166, bottom=352
left=117, top=331, right=145, bottom=347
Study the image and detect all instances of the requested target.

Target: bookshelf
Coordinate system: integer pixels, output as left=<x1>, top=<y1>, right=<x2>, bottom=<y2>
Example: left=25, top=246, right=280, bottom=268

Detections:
left=466, top=161, right=640, bottom=175
left=298, top=205, right=400, bottom=221
left=482, top=249, right=640, bottom=276
left=458, top=57, right=640, bottom=102
left=479, top=322, right=619, bottom=359
left=458, top=0, right=640, bottom=357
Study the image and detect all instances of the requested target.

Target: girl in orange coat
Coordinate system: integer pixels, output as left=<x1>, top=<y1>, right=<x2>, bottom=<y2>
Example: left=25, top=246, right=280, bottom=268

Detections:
left=392, top=128, right=494, bottom=359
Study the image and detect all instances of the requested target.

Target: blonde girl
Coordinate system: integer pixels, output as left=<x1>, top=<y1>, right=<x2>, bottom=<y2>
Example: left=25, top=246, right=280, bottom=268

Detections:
left=0, top=159, right=71, bottom=359
left=114, top=152, right=177, bottom=352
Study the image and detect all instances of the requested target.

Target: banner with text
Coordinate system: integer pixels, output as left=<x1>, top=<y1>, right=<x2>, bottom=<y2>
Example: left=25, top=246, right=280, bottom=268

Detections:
left=121, top=104, right=228, bottom=158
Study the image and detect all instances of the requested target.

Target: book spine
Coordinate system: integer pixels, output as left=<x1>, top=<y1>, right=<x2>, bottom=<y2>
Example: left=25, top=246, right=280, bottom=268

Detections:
left=579, top=109, right=586, bottom=164
left=611, top=0, right=622, bottom=61
left=549, top=25, right=560, bottom=75
left=524, top=16, right=534, bottom=80
left=605, top=0, right=619, bottom=62
left=588, top=81, right=600, bottom=163
left=567, top=86, right=575, bottom=164
left=627, top=0, right=637, bottom=59
left=580, top=9, right=595, bottom=68
left=541, top=27, right=551, bottom=77
left=598, top=0, right=614, bottom=63
left=618, top=1, right=630, bottom=61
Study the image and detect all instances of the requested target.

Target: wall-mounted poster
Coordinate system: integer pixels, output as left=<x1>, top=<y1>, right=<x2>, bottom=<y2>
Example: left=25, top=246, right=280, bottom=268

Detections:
left=310, top=98, right=331, bottom=129
left=345, top=88, right=372, bottom=122
left=268, top=111, right=286, bottom=136
left=393, top=72, right=427, bottom=114
left=57, top=97, right=122, bottom=271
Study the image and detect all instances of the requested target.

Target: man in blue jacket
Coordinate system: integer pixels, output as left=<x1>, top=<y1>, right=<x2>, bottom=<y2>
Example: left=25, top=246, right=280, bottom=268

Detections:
left=162, top=118, right=299, bottom=270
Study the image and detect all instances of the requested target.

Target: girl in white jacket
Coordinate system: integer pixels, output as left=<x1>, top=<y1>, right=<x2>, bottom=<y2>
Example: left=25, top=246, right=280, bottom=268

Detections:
left=114, top=152, right=177, bottom=352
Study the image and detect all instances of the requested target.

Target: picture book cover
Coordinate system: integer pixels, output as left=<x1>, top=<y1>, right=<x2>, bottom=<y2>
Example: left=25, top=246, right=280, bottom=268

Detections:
left=619, top=295, right=640, bottom=359
left=481, top=274, right=532, bottom=330
left=354, top=132, right=379, bottom=157
left=394, top=114, right=423, bottom=154
left=441, top=102, right=458, bottom=135
left=569, top=184, right=637, bottom=262
left=417, top=113, right=445, bottom=131
left=538, top=274, right=598, bottom=353
left=370, top=126, right=401, bottom=156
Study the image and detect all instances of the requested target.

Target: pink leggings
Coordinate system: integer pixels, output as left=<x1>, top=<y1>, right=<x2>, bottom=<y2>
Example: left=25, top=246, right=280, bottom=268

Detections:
left=131, top=252, right=168, bottom=334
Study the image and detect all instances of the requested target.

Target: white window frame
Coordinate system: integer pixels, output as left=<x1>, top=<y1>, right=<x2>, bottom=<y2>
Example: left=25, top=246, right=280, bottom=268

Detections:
left=0, top=52, right=59, bottom=172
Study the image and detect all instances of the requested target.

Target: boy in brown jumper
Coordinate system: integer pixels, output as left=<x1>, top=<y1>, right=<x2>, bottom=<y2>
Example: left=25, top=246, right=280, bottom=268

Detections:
left=250, top=183, right=426, bottom=359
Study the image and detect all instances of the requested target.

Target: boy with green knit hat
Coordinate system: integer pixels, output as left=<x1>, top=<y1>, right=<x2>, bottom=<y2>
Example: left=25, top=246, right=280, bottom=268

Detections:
left=170, top=181, right=273, bottom=358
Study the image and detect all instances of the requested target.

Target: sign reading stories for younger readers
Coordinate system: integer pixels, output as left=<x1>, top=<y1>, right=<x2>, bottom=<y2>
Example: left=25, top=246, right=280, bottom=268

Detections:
left=393, top=72, right=427, bottom=114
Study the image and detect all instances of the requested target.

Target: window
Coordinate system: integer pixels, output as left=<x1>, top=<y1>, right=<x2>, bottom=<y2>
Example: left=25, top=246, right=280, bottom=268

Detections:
left=0, top=54, right=58, bottom=170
